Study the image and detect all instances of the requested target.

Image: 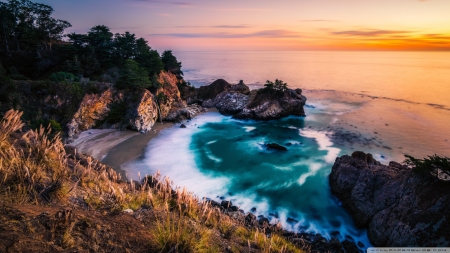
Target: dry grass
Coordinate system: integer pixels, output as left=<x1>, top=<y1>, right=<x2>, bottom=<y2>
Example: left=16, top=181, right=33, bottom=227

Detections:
left=0, top=109, right=308, bottom=252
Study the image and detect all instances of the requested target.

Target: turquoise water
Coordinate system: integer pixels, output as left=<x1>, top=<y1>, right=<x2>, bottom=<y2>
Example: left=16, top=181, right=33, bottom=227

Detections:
left=125, top=111, right=371, bottom=247
left=123, top=51, right=450, bottom=249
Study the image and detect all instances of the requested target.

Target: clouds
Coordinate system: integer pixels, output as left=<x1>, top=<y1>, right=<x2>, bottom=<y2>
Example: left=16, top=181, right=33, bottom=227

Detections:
left=150, top=29, right=302, bottom=38
left=300, top=19, right=338, bottom=23
left=131, top=0, right=192, bottom=7
left=332, top=29, right=411, bottom=37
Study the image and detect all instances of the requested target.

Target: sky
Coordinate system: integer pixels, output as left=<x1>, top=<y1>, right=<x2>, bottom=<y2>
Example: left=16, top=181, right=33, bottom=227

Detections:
left=32, top=0, right=450, bottom=51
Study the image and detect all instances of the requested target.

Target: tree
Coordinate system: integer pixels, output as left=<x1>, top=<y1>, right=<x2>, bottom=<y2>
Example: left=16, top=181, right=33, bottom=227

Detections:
left=135, top=38, right=164, bottom=77
left=116, top=59, right=150, bottom=90
left=161, top=50, right=183, bottom=77
left=0, top=0, right=71, bottom=52
left=113, top=32, right=137, bottom=60
left=263, top=79, right=288, bottom=92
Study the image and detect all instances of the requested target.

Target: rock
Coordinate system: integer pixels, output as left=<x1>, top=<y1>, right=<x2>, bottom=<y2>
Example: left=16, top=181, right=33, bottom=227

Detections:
left=123, top=209, right=133, bottom=214
left=265, top=143, right=288, bottom=151
left=180, top=124, right=186, bottom=128
left=221, top=200, right=232, bottom=209
left=67, top=87, right=117, bottom=143
left=329, top=151, right=450, bottom=247
left=233, top=88, right=306, bottom=120
left=286, top=217, right=298, bottom=223
left=155, top=72, right=184, bottom=119
left=195, top=79, right=250, bottom=106
left=67, top=86, right=159, bottom=143
left=229, top=206, right=239, bottom=212
left=125, top=89, right=159, bottom=132
left=250, top=207, right=257, bottom=212
left=245, top=213, right=256, bottom=225
left=259, top=217, right=270, bottom=226
left=342, top=240, right=361, bottom=253
left=211, top=91, right=249, bottom=114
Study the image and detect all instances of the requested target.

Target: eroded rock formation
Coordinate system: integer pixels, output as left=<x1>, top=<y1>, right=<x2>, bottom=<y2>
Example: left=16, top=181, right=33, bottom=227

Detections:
left=329, top=151, right=450, bottom=246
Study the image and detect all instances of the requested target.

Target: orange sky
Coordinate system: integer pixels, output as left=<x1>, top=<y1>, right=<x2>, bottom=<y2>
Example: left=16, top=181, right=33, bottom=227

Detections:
left=38, top=0, right=450, bottom=51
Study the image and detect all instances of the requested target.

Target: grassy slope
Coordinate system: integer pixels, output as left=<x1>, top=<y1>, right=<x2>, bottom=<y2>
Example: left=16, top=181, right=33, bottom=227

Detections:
left=0, top=109, right=306, bottom=253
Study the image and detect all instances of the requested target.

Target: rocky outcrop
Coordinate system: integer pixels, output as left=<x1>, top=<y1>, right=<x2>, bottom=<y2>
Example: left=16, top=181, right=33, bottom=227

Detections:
left=193, top=79, right=250, bottom=106
left=233, top=88, right=306, bottom=120
left=124, top=90, right=158, bottom=133
left=67, top=88, right=159, bottom=143
left=192, top=79, right=306, bottom=120
left=67, top=87, right=119, bottom=142
left=155, top=71, right=184, bottom=119
left=329, top=151, right=450, bottom=247
left=205, top=91, right=249, bottom=114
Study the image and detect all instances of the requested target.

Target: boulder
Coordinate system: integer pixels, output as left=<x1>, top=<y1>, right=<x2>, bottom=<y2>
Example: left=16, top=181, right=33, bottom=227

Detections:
left=221, top=200, right=232, bottom=209
left=125, top=89, right=158, bottom=133
left=265, top=143, right=288, bottom=151
left=329, top=151, right=450, bottom=246
left=211, top=91, right=249, bottom=114
left=67, top=87, right=119, bottom=143
left=233, top=88, right=306, bottom=120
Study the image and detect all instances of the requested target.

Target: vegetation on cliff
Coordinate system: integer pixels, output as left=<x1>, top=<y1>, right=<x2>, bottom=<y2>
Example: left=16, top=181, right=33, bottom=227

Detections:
left=0, top=0, right=190, bottom=136
left=404, top=154, right=450, bottom=180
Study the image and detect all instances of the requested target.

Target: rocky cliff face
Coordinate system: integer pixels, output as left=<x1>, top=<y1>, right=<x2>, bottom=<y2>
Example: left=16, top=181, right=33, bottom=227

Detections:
left=233, top=88, right=306, bottom=120
left=67, top=87, right=159, bottom=143
left=329, top=151, right=450, bottom=247
left=156, top=71, right=206, bottom=121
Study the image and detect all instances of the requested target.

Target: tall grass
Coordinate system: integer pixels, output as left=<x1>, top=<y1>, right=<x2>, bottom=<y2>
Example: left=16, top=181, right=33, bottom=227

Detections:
left=0, top=109, right=307, bottom=252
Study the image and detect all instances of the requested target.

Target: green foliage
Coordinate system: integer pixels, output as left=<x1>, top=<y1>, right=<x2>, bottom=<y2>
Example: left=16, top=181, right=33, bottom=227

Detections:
left=0, top=0, right=71, bottom=52
left=49, top=119, right=62, bottom=132
left=49, top=72, right=80, bottom=82
left=161, top=50, right=183, bottom=77
left=116, top=59, right=150, bottom=90
left=263, top=79, right=288, bottom=92
left=9, top=66, right=28, bottom=80
left=156, top=92, right=168, bottom=104
left=104, top=101, right=127, bottom=124
left=404, top=155, right=450, bottom=175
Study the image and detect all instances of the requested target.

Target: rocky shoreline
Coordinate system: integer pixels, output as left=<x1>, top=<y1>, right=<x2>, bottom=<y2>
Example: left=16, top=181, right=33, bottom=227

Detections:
left=329, top=151, right=450, bottom=247
left=66, top=77, right=306, bottom=143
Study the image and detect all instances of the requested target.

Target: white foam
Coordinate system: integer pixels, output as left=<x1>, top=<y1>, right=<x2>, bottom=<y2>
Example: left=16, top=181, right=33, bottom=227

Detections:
left=124, top=111, right=229, bottom=198
left=299, top=129, right=341, bottom=163
left=243, top=126, right=256, bottom=132
left=297, top=162, right=322, bottom=186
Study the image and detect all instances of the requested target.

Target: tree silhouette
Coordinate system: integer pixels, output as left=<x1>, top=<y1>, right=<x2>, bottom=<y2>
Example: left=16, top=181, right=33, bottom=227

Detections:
left=116, top=59, right=150, bottom=90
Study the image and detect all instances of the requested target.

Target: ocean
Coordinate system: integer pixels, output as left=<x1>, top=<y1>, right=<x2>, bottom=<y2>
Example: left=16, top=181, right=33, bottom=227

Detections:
left=123, top=51, right=450, bottom=248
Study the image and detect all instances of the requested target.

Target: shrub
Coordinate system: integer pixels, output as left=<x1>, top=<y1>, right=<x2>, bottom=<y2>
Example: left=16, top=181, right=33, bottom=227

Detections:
left=9, top=66, right=28, bottom=80
left=404, top=155, right=450, bottom=180
left=49, top=72, right=80, bottom=82
left=49, top=119, right=63, bottom=132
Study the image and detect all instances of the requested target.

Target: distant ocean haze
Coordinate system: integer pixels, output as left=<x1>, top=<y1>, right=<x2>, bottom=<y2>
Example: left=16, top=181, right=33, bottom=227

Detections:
left=178, top=51, right=450, bottom=108
left=122, top=51, right=450, bottom=250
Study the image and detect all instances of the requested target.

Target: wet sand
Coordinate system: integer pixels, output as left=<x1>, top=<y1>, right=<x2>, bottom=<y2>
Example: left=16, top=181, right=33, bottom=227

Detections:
left=69, top=122, right=174, bottom=178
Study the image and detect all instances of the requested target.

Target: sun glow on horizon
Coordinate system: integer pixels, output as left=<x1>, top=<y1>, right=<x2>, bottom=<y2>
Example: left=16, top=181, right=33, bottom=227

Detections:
left=36, top=0, right=450, bottom=51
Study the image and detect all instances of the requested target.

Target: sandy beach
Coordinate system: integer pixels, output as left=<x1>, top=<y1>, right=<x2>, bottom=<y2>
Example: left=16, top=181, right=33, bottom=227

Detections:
left=69, top=122, right=174, bottom=177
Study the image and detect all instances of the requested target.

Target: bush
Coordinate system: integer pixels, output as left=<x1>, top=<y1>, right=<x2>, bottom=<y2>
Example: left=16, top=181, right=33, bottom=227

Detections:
left=9, top=66, right=28, bottom=80
left=404, top=155, right=450, bottom=178
left=263, top=79, right=288, bottom=92
left=49, top=72, right=80, bottom=82
left=49, top=119, right=63, bottom=132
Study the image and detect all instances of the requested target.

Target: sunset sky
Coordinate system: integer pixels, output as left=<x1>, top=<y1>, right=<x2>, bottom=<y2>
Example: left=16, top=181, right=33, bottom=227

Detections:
left=35, top=0, right=450, bottom=51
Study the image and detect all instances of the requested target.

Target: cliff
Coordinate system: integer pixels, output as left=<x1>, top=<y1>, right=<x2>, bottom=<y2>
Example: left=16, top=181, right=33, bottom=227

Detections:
left=329, top=151, right=450, bottom=246
left=66, top=86, right=159, bottom=143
